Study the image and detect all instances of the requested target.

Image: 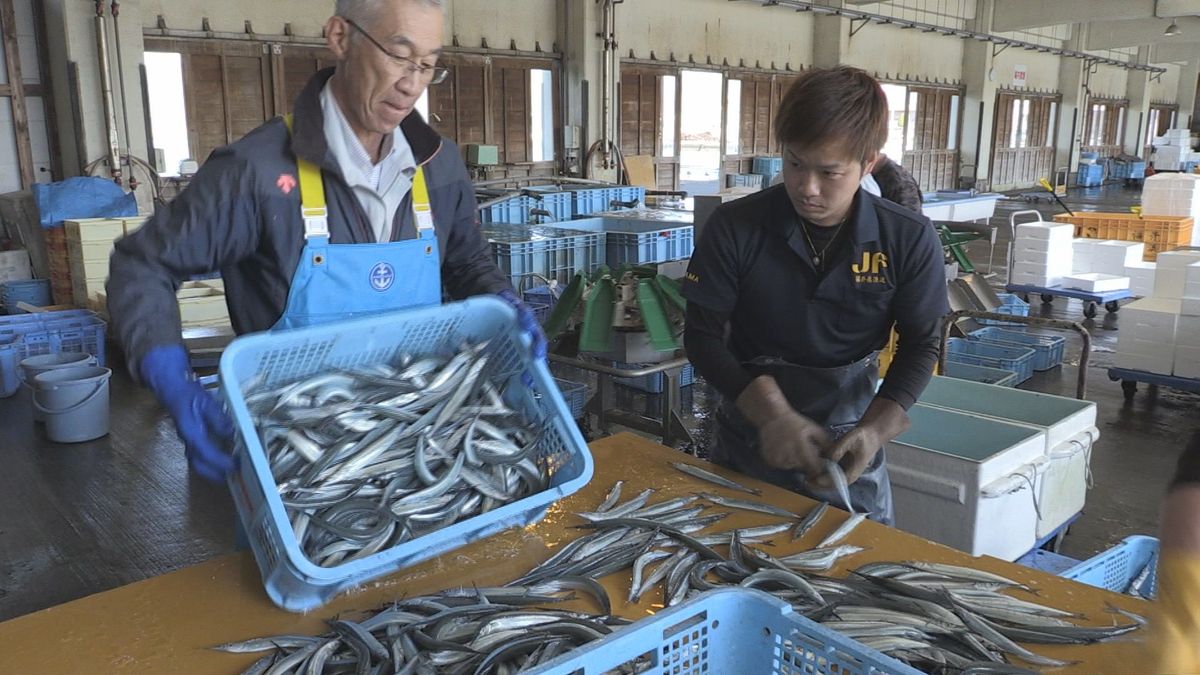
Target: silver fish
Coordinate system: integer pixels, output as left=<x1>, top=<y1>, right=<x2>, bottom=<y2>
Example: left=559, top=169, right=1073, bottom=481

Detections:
left=823, top=459, right=855, bottom=514
left=670, top=461, right=761, bottom=495
left=816, top=513, right=867, bottom=548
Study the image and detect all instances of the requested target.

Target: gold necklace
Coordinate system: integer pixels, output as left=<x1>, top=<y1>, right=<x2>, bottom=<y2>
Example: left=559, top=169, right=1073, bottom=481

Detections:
left=799, top=218, right=846, bottom=269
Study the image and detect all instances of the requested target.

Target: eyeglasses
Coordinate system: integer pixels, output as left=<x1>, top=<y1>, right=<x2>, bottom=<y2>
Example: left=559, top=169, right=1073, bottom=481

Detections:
left=344, top=19, right=450, bottom=85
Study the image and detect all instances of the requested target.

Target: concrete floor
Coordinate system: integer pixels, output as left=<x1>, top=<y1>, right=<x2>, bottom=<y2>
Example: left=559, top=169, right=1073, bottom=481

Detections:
left=0, top=181, right=1196, bottom=624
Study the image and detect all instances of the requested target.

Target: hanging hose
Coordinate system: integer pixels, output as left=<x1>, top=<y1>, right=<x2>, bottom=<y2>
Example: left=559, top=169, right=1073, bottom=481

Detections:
left=110, top=1, right=132, bottom=164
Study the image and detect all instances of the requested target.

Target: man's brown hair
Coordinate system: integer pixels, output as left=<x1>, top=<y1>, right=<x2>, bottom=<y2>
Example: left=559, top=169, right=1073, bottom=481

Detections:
left=774, top=66, right=888, bottom=165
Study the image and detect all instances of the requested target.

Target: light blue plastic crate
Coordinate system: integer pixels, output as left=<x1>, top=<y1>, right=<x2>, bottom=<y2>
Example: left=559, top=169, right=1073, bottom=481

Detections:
left=945, top=337, right=1036, bottom=385
left=521, top=189, right=575, bottom=222
left=978, top=292, right=1030, bottom=327
left=1017, top=548, right=1082, bottom=576
left=523, top=285, right=560, bottom=313
left=481, top=196, right=562, bottom=224
left=751, top=156, right=784, bottom=175
left=967, top=326, right=1066, bottom=371
left=1184, top=160, right=1200, bottom=174
left=727, top=173, right=764, bottom=189
left=0, top=310, right=107, bottom=366
left=529, top=588, right=922, bottom=675
left=486, top=224, right=603, bottom=285
left=1063, top=535, right=1158, bottom=597
left=553, top=377, right=589, bottom=419
left=219, top=296, right=595, bottom=612
left=546, top=217, right=695, bottom=266
left=942, top=360, right=1018, bottom=387
left=571, top=187, right=646, bottom=216
left=614, top=361, right=694, bottom=394
left=1111, top=161, right=1146, bottom=180
left=1076, top=163, right=1104, bottom=187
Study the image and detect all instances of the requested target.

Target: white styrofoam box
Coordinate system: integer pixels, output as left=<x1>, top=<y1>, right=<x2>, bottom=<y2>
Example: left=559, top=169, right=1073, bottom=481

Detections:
left=1182, top=297, right=1200, bottom=316
left=1177, top=315, right=1200, bottom=348
left=1185, top=261, right=1200, bottom=298
left=1158, top=250, right=1200, bottom=271
left=1116, top=350, right=1176, bottom=375
left=915, top=376, right=1097, bottom=539
left=1175, top=346, right=1200, bottom=379
left=1125, top=261, right=1157, bottom=297
left=1155, top=251, right=1200, bottom=298
left=1010, top=271, right=1064, bottom=288
left=887, top=404, right=1045, bottom=560
left=0, top=250, right=32, bottom=283
left=1015, top=222, right=1074, bottom=241
left=1122, top=297, right=1182, bottom=330
left=1063, top=273, right=1129, bottom=293
left=1093, top=241, right=1145, bottom=271
left=1012, top=248, right=1060, bottom=265
left=1156, top=146, right=1184, bottom=171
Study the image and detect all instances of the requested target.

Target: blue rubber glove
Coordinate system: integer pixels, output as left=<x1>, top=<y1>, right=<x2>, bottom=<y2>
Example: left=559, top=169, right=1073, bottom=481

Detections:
left=497, top=288, right=548, bottom=361
left=140, top=344, right=236, bottom=483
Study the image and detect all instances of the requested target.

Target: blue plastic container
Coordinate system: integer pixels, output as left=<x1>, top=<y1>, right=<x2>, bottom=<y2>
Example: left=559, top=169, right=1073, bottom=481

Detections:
left=1076, top=163, right=1104, bottom=187
left=544, top=217, right=695, bottom=266
left=570, top=187, right=646, bottom=216
left=523, top=285, right=560, bottom=313
left=942, top=360, right=1018, bottom=387
left=1063, top=535, right=1158, bottom=597
left=978, top=292, right=1030, bottom=327
left=945, top=337, right=1036, bottom=385
left=0, top=310, right=107, bottom=366
left=530, top=588, right=922, bottom=675
left=751, top=156, right=784, bottom=175
left=485, top=224, right=605, bottom=285
left=219, top=296, right=594, bottom=612
left=553, top=377, right=589, bottom=419
left=0, top=335, right=20, bottom=397
left=613, top=361, right=695, bottom=394
left=1, top=279, right=52, bottom=313
left=1111, top=160, right=1146, bottom=180
left=968, top=326, right=1066, bottom=371
left=1017, top=548, right=1083, bottom=577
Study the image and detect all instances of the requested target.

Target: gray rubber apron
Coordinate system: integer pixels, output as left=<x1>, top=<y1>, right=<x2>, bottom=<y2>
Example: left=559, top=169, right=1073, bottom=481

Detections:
left=713, top=353, right=895, bottom=525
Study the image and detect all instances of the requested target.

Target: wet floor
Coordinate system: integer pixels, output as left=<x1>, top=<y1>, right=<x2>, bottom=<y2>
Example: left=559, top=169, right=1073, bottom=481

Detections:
left=0, top=182, right=1196, bottom=623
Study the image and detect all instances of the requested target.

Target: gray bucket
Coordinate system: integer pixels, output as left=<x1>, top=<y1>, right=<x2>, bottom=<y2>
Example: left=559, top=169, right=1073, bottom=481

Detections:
left=19, top=353, right=97, bottom=422
left=32, top=366, right=112, bottom=443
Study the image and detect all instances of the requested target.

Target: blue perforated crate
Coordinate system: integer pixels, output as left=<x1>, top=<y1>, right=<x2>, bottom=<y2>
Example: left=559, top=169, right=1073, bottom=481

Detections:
left=752, top=156, right=784, bottom=175
left=553, top=377, right=589, bottom=419
left=1063, top=535, right=1158, bottom=597
left=727, top=173, right=765, bottom=189
left=0, top=310, right=107, bottom=365
left=486, top=224, right=603, bottom=285
left=1076, top=163, right=1104, bottom=187
left=529, top=588, right=922, bottom=675
left=523, top=285, right=560, bottom=313
left=942, top=360, right=1018, bottom=387
left=978, top=292, right=1030, bottom=327
left=571, top=187, right=646, bottom=216
left=945, top=337, right=1036, bottom=385
left=967, top=326, right=1066, bottom=371
left=614, top=361, right=694, bottom=394
left=1111, top=160, right=1146, bottom=180
left=480, top=196, right=564, bottom=224
left=546, top=217, right=695, bottom=265
left=219, top=297, right=594, bottom=612
left=0, top=279, right=51, bottom=313
left=0, top=334, right=19, bottom=397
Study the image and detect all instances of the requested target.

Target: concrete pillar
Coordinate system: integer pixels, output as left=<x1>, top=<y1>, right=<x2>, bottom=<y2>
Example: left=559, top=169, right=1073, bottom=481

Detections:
left=1054, top=27, right=1087, bottom=175
left=960, top=0, right=997, bottom=188
left=42, top=0, right=152, bottom=207
left=1178, top=58, right=1200, bottom=130
left=560, top=0, right=618, bottom=179
left=811, top=5, right=848, bottom=69
left=1123, top=47, right=1152, bottom=157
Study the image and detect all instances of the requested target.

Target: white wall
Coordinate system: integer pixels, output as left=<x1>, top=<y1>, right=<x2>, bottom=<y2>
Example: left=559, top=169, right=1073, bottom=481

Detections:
left=140, top=0, right=559, bottom=49
left=1150, top=63, right=1182, bottom=103
left=1088, top=63, right=1130, bottom=99
left=617, top=0, right=813, bottom=69
left=993, top=49, right=1062, bottom=92
left=844, top=22, right=964, bottom=83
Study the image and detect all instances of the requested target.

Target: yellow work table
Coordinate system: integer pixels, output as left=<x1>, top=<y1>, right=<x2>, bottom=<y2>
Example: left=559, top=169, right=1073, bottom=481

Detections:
left=0, top=433, right=1150, bottom=673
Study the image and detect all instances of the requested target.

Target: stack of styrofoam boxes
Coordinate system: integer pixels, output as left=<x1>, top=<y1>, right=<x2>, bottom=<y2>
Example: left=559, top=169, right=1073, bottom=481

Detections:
left=1116, top=250, right=1200, bottom=375
left=1153, top=129, right=1195, bottom=172
left=1178, top=262, right=1200, bottom=379
left=1011, top=221, right=1073, bottom=287
left=1140, top=174, right=1200, bottom=245
left=1074, top=239, right=1153, bottom=296
left=65, top=218, right=124, bottom=309
left=1124, top=261, right=1157, bottom=297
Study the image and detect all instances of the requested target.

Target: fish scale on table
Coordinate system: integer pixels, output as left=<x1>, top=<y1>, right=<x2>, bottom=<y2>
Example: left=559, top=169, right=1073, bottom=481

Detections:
left=244, top=341, right=551, bottom=568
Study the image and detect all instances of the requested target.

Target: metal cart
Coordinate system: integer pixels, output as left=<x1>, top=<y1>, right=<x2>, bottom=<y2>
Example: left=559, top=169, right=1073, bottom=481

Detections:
left=1107, top=367, right=1200, bottom=400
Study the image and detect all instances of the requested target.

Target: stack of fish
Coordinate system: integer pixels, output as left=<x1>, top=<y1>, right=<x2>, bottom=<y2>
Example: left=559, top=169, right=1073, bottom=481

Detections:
left=245, top=342, right=549, bottom=568
left=214, top=585, right=632, bottom=674
left=511, top=472, right=1143, bottom=673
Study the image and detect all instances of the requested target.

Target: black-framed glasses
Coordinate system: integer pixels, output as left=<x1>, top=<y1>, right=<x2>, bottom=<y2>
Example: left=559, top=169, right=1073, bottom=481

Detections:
left=344, top=19, right=450, bottom=85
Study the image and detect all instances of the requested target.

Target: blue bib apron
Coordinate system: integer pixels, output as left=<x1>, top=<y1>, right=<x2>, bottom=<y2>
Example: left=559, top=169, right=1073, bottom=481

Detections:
left=273, top=115, right=442, bottom=330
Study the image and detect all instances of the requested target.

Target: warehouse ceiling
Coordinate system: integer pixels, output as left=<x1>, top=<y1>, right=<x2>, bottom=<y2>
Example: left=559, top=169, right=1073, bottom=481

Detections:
left=835, top=0, right=1200, bottom=64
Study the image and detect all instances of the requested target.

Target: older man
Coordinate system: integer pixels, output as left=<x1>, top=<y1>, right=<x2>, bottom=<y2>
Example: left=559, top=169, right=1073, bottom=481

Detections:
left=107, top=0, right=543, bottom=482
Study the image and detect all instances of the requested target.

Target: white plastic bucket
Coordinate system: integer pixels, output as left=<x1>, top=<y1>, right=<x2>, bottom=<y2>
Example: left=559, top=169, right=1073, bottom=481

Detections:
left=32, top=366, right=112, bottom=443
left=19, top=352, right=97, bottom=422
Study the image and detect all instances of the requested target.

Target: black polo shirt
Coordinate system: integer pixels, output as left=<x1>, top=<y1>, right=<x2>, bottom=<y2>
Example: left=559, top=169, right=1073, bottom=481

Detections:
left=682, top=185, right=948, bottom=409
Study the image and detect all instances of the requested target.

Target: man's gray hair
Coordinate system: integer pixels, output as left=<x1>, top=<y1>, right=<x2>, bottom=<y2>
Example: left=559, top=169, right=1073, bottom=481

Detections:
left=335, top=0, right=444, bottom=23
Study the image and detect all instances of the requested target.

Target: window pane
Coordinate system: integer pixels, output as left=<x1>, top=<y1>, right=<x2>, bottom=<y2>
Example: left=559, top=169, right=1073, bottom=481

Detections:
left=725, top=79, right=741, bottom=155
left=1019, top=99, right=1031, bottom=148
left=905, top=91, right=918, bottom=152
left=881, top=84, right=907, bottom=161
left=415, top=91, right=429, bottom=121
left=12, top=0, right=40, bottom=84
left=0, top=97, right=20, bottom=192
left=1047, top=102, right=1057, bottom=147
left=947, top=95, right=960, bottom=151
left=25, top=96, right=51, bottom=182
left=144, top=52, right=191, bottom=176
left=1010, top=99, right=1021, bottom=147
left=529, top=69, right=554, bottom=162
left=660, top=75, right=677, bottom=157
left=1116, top=107, right=1126, bottom=145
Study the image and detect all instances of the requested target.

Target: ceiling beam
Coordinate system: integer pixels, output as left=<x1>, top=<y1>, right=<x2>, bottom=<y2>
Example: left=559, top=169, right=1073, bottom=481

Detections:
left=1151, top=42, right=1200, bottom=62
left=1157, top=0, right=1200, bottom=17
left=1086, top=16, right=1200, bottom=49
left=994, top=0, right=1153, bottom=32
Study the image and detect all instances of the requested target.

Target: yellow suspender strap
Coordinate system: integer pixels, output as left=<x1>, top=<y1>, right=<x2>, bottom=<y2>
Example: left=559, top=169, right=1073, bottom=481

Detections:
left=284, top=113, right=433, bottom=234
left=283, top=114, right=329, bottom=239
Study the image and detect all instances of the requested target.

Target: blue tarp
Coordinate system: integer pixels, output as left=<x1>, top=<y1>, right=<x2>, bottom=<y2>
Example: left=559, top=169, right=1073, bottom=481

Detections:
left=32, top=177, right=137, bottom=229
